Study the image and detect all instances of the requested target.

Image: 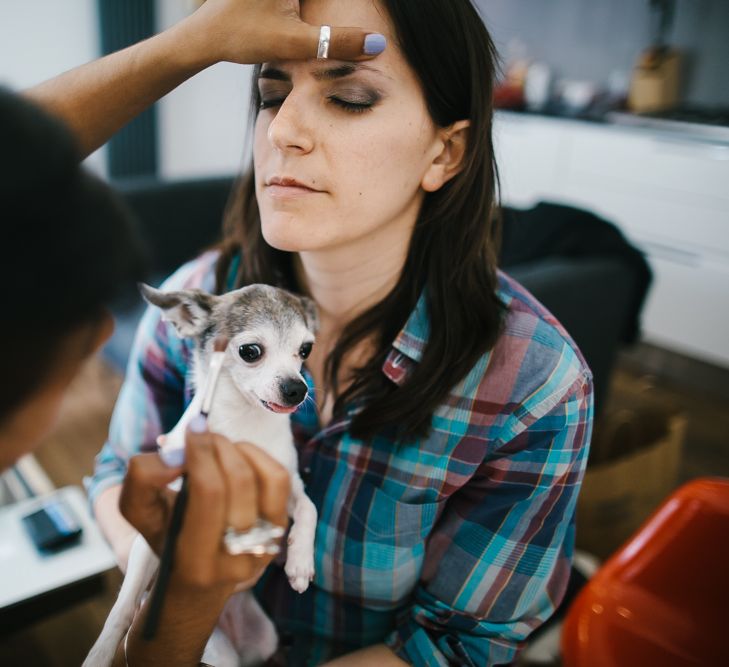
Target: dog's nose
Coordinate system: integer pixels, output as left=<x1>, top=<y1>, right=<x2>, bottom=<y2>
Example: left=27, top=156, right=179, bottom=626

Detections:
left=280, top=378, right=308, bottom=406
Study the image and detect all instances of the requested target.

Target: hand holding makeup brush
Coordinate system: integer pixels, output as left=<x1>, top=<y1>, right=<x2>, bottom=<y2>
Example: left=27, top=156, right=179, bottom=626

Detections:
left=115, top=430, right=290, bottom=664
left=120, top=431, right=290, bottom=589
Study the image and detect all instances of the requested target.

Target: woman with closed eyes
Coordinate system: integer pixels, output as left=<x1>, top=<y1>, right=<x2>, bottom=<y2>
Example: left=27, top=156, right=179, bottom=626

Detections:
left=29, top=0, right=593, bottom=664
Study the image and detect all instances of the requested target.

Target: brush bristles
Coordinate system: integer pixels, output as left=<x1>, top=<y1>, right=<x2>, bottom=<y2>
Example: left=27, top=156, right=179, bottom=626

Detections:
left=213, top=335, right=229, bottom=353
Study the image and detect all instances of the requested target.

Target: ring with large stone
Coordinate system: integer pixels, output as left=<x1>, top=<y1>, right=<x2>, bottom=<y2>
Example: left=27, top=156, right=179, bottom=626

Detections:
left=317, top=25, right=331, bottom=59
left=223, top=519, right=286, bottom=556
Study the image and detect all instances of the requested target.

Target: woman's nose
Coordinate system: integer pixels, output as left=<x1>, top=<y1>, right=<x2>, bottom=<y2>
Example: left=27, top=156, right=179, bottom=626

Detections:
left=266, top=95, right=314, bottom=155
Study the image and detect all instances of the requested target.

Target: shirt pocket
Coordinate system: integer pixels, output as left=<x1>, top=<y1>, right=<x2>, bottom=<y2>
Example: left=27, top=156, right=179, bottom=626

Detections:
left=321, top=481, right=443, bottom=608
left=344, top=480, right=443, bottom=548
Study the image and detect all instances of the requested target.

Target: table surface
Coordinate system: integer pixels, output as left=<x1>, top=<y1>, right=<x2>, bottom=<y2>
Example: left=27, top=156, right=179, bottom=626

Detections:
left=0, top=485, right=115, bottom=609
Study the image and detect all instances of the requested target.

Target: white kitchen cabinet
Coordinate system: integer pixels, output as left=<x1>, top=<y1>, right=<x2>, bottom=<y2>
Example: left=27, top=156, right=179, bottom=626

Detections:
left=494, top=111, right=729, bottom=368
left=492, top=113, right=572, bottom=207
left=567, top=127, right=729, bottom=205
left=639, top=253, right=729, bottom=367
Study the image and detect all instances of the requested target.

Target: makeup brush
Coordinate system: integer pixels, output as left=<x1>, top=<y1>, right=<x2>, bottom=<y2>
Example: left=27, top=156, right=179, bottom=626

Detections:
left=143, top=335, right=229, bottom=641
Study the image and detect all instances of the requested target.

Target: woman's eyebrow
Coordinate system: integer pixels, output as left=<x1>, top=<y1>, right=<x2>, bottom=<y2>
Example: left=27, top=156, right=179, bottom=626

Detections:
left=258, top=63, right=391, bottom=82
left=258, top=67, right=291, bottom=82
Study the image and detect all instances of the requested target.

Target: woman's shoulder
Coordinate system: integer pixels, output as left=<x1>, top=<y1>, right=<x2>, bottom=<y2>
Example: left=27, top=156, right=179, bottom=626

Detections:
left=452, top=270, right=593, bottom=433
left=491, top=269, right=592, bottom=402
left=495, top=269, right=588, bottom=365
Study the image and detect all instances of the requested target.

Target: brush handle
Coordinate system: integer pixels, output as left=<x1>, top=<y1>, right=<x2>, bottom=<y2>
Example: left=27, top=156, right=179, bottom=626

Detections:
left=142, top=474, right=189, bottom=640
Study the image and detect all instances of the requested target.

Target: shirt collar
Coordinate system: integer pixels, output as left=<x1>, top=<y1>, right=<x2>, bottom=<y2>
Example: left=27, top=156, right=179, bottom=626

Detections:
left=382, top=291, right=430, bottom=386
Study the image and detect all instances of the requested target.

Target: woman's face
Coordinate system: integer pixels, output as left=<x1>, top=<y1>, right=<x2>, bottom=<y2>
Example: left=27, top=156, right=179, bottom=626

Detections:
left=254, top=0, right=443, bottom=254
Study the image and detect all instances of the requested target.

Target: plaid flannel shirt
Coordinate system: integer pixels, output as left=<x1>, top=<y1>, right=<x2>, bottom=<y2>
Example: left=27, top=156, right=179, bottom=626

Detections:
left=86, top=250, right=593, bottom=666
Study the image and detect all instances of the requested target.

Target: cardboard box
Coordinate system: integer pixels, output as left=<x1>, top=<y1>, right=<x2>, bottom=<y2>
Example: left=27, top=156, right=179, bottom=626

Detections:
left=628, top=48, right=682, bottom=114
left=576, top=390, right=687, bottom=559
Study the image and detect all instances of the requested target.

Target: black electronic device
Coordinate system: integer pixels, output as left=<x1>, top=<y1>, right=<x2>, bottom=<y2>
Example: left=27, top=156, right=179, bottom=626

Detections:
left=21, top=498, right=83, bottom=553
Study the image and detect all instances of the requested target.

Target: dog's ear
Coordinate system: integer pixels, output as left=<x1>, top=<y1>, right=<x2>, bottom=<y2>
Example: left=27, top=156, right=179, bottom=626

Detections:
left=299, top=296, right=319, bottom=334
left=139, top=283, right=215, bottom=338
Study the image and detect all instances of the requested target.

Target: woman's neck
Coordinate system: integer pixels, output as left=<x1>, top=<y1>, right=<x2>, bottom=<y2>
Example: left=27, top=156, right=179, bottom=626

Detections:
left=294, top=231, right=410, bottom=332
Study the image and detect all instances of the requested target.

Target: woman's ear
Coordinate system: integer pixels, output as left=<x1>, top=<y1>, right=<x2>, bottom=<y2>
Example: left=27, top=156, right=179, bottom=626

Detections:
left=421, top=120, right=470, bottom=193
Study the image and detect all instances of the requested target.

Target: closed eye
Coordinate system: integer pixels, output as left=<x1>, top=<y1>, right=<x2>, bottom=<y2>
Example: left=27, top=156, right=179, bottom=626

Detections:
left=259, top=98, right=285, bottom=111
left=329, top=97, right=375, bottom=113
left=259, top=96, right=376, bottom=114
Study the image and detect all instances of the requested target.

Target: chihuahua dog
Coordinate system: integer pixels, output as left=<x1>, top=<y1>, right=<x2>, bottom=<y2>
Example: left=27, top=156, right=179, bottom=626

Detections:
left=84, top=283, right=319, bottom=667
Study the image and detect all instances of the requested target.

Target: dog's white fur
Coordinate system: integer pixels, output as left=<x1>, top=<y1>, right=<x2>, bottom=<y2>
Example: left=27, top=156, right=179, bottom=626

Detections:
left=84, top=284, right=319, bottom=667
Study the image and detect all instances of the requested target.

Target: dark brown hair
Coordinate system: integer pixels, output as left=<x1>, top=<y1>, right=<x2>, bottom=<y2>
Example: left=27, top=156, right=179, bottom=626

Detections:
left=0, top=88, right=146, bottom=425
left=215, top=0, right=505, bottom=440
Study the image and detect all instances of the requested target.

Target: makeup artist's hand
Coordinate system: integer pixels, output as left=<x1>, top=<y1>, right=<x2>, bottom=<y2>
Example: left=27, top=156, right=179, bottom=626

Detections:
left=25, top=0, right=386, bottom=158
left=119, top=427, right=291, bottom=594
left=180, top=0, right=387, bottom=66
left=117, top=428, right=291, bottom=666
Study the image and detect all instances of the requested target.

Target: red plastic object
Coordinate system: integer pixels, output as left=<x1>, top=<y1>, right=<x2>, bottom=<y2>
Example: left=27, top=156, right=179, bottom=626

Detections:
left=562, top=477, right=729, bottom=667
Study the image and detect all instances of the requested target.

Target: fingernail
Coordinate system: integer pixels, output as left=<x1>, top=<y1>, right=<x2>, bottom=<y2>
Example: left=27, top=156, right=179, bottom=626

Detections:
left=160, top=448, right=185, bottom=467
left=363, top=33, right=386, bottom=56
left=188, top=413, right=208, bottom=433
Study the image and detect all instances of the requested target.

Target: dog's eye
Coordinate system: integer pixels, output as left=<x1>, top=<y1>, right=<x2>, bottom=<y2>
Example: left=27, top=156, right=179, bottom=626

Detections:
left=239, top=344, right=263, bottom=363
left=299, top=342, right=313, bottom=360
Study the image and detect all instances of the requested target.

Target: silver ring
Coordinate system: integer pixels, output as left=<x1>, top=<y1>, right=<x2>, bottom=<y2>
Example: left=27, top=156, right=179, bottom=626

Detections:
left=317, top=25, right=331, bottom=59
left=223, top=519, right=285, bottom=556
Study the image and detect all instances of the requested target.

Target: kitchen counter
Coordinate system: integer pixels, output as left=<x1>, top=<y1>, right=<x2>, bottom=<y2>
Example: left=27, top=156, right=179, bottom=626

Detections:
left=496, top=107, right=729, bottom=147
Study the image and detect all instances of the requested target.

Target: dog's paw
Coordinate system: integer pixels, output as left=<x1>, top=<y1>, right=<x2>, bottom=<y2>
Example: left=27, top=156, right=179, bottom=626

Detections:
left=285, top=548, right=315, bottom=593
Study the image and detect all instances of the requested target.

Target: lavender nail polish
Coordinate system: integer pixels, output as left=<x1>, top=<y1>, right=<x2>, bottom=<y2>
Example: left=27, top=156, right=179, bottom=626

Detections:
left=160, top=448, right=185, bottom=468
left=364, top=33, right=386, bottom=56
left=188, top=413, right=208, bottom=433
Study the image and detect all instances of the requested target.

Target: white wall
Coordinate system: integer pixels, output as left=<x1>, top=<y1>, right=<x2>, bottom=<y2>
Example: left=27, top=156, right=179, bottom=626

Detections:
left=156, top=0, right=253, bottom=179
left=476, top=0, right=729, bottom=107
left=0, top=0, right=106, bottom=175
left=0, top=0, right=250, bottom=180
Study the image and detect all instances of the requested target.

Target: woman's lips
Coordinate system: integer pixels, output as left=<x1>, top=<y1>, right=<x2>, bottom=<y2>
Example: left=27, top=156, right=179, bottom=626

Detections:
left=266, top=183, right=322, bottom=198
left=265, top=177, right=324, bottom=199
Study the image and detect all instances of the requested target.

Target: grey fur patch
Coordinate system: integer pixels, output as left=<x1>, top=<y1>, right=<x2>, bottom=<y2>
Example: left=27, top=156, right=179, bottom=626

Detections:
left=298, top=296, right=319, bottom=333
left=214, top=285, right=314, bottom=341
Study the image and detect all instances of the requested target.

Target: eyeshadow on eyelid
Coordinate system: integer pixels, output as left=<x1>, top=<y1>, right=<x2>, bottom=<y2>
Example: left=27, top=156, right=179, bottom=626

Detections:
left=258, top=83, right=382, bottom=103
left=333, top=88, right=381, bottom=101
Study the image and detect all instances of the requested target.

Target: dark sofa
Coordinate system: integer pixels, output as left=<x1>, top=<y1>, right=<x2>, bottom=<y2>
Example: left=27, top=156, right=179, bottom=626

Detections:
left=103, top=176, right=234, bottom=371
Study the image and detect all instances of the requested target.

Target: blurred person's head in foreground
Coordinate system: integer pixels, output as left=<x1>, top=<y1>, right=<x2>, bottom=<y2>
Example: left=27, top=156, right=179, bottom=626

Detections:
left=0, top=88, right=146, bottom=470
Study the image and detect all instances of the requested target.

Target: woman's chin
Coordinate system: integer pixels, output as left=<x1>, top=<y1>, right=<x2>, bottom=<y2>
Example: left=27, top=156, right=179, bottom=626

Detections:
left=261, top=230, right=305, bottom=252
left=261, top=220, right=327, bottom=253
